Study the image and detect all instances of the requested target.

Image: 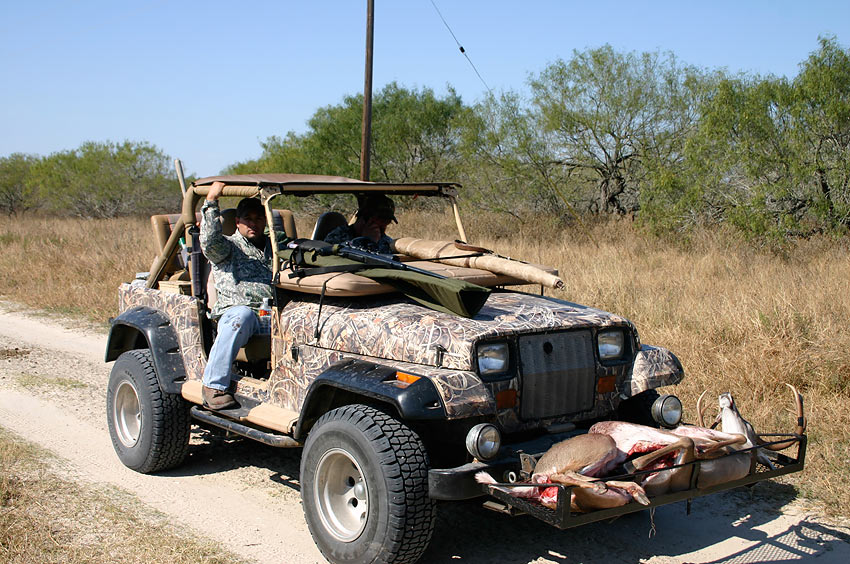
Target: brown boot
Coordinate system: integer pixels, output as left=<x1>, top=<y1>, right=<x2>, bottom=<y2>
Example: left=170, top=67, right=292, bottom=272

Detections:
left=202, top=386, right=237, bottom=410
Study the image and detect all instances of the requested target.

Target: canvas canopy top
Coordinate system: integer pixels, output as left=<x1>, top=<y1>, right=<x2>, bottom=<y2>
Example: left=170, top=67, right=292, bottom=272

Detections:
left=191, top=173, right=460, bottom=198
left=148, top=173, right=468, bottom=289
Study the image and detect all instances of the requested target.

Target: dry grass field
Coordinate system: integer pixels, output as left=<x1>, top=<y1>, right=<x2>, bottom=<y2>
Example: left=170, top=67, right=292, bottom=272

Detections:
left=0, top=210, right=847, bottom=519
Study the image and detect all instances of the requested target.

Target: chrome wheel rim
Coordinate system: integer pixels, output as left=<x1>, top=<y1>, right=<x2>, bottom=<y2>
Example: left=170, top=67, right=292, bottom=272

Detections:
left=314, top=448, right=368, bottom=542
left=113, top=380, right=141, bottom=447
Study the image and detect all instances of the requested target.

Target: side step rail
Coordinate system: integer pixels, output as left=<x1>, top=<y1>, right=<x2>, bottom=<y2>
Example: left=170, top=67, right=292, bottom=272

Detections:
left=190, top=406, right=301, bottom=448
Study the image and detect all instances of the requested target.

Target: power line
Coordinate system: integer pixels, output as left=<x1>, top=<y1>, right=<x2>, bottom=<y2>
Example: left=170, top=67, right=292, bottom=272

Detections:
left=429, top=0, right=493, bottom=97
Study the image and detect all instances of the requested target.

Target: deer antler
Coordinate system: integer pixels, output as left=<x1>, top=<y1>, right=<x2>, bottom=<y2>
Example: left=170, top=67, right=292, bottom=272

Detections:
left=758, top=383, right=806, bottom=451
left=696, top=389, right=710, bottom=427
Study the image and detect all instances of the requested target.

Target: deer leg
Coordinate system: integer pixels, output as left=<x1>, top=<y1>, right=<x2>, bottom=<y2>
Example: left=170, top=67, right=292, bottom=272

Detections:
left=569, top=480, right=639, bottom=512
left=699, top=434, right=748, bottom=456
left=548, top=471, right=607, bottom=494
left=623, top=437, right=696, bottom=495
left=625, top=437, right=695, bottom=472
left=604, top=480, right=650, bottom=505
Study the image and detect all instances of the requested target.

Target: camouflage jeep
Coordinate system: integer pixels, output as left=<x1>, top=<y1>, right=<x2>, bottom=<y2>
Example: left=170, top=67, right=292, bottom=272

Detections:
left=103, top=174, right=713, bottom=564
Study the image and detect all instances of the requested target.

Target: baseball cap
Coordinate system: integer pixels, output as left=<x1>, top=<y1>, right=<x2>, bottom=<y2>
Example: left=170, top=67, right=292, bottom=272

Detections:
left=358, top=194, right=397, bottom=223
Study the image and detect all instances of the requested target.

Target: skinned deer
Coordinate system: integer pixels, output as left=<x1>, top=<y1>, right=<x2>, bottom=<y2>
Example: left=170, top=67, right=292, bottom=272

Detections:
left=590, top=421, right=748, bottom=495
left=475, top=434, right=649, bottom=512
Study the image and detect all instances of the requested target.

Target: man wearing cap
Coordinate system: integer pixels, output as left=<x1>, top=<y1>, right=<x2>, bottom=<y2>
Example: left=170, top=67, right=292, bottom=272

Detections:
left=324, top=194, right=397, bottom=253
left=199, top=181, right=282, bottom=410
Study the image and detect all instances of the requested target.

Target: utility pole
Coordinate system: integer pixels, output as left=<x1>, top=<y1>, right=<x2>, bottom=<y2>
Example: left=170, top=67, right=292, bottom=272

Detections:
left=360, top=0, right=374, bottom=181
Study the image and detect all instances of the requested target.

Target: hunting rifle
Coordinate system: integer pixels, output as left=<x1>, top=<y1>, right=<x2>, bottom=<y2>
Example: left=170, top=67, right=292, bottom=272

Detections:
left=286, top=239, right=447, bottom=280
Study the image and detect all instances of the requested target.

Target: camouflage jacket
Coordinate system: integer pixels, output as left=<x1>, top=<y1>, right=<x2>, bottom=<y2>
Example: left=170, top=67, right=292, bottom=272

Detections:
left=325, top=224, right=394, bottom=254
left=200, top=200, right=275, bottom=319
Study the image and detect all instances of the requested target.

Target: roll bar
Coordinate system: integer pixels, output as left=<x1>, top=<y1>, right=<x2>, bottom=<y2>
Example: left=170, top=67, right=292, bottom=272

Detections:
left=146, top=182, right=469, bottom=289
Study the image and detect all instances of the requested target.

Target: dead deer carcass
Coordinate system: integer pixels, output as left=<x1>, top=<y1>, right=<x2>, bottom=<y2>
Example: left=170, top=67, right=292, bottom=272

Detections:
left=476, top=433, right=649, bottom=512
left=589, top=420, right=749, bottom=495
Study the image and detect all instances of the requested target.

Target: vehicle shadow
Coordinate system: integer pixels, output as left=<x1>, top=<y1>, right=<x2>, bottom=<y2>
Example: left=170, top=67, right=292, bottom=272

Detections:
left=162, top=425, right=303, bottom=492
left=422, top=484, right=850, bottom=564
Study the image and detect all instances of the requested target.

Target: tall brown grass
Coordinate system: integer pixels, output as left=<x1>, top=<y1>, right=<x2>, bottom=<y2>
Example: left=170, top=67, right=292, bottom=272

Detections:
left=0, top=210, right=847, bottom=516
left=0, top=216, right=154, bottom=325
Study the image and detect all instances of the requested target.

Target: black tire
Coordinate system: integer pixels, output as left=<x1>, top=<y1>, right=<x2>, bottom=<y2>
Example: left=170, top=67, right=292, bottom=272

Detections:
left=617, top=389, right=661, bottom=427
left=300, top=405, right=436, bottom=564
left=106, top=349, right=190, bottom=473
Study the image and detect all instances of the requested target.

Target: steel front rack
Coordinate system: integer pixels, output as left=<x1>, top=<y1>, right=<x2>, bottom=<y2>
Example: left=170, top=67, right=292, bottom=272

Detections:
left=480, top=434, right=806, bottom=529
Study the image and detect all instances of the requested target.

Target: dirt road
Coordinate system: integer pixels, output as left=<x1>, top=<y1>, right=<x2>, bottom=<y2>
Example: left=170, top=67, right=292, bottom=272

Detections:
left=1, top=304, right=848, bottom=564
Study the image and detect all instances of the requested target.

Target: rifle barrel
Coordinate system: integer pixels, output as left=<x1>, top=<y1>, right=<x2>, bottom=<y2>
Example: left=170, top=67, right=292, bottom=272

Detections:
left=336, top=245, right=446, bottom=280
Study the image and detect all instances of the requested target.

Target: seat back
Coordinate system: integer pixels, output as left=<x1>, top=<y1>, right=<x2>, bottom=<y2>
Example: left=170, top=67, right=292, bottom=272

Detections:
left=311, top=211, right=348, bottom=241
left=150, top=212, right=202, bottom=275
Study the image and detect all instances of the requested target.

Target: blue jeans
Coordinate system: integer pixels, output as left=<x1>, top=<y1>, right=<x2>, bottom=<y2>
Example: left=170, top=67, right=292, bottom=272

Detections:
left=202, top=306, right=261, bottom=391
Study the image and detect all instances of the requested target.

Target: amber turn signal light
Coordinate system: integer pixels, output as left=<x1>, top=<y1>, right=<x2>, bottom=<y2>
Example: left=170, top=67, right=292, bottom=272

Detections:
left=596, top=375, right=617, bottom=394
left=496, top=389, right=517, bottom=409
left=394, top=371, right=421, bottom=385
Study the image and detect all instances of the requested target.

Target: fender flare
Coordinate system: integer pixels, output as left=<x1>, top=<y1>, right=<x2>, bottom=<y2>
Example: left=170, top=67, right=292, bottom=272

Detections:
left=622, top=344, right=684, bottom=398
left=105, top=306, right=187, bottom=394
left=294, top=359, right=447, bottom=439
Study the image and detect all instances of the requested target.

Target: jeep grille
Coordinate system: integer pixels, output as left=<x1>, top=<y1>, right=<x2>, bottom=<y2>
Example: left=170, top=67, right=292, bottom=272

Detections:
left=518, top=330, right=596, bottom=420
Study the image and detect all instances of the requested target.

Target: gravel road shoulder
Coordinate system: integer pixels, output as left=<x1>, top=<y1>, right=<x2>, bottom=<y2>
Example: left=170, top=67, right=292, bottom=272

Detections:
left=1, top=304, right=848, bottom=564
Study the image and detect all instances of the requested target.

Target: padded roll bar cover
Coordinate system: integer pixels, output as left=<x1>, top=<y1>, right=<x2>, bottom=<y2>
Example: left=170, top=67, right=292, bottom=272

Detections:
left=105, top=306, right=187, bottom=394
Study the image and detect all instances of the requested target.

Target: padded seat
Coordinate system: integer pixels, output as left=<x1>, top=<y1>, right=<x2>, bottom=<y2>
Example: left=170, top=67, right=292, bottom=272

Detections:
left=235, top=334, right=271, bottom=363
left=311, top=211, right=349, bottom=241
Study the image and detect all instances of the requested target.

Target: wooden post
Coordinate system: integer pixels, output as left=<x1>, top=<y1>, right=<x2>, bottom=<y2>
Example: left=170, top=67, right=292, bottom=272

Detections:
left=360, top=0, right=374, bottom=181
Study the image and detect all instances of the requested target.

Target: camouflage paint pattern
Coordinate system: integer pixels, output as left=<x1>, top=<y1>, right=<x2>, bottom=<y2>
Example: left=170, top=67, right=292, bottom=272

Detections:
left=118, top=283, right=207, bottom=383
left=279, top=292, right=633, bottom=371
left=118, top=283, right=682, bottom=432
left=269, top=291, right=638, bottom=427
left=625, top=344, right=685, bottom=396
left=267, top=341, right=493, bottom=420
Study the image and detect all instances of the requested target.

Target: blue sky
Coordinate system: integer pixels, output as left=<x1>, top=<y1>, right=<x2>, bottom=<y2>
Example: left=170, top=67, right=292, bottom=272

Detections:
left=2, top=1, right=848, bottom=176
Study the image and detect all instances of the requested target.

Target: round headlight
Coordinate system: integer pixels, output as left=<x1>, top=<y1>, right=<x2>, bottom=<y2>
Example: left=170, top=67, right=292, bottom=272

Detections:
left=465, top=423, right=501, bottom=461
left=651, top=394, right=683, bottom=428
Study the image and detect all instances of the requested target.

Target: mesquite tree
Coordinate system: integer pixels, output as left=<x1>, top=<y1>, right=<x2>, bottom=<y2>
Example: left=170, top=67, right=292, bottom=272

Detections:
left=529, top=45, right=706, bottom=215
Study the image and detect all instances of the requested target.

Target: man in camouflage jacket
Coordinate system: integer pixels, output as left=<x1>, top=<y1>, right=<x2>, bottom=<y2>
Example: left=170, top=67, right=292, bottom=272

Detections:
left=324, top=193, right=396, bottom=253
left=199, top=181, right=279, bottom=409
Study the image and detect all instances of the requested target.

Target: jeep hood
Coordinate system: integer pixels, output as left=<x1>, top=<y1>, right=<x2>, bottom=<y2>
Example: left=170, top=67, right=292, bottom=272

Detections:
left=291, top=292, right=631, bottom=371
